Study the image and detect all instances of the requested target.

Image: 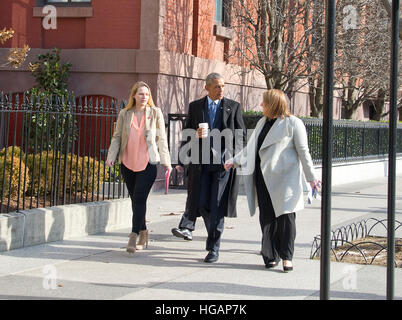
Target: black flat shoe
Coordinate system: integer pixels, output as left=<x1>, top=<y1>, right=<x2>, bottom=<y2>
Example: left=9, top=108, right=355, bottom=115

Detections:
left=204, top=251, right=219, bottom=263
left=265, top=261, right=279, bottom=269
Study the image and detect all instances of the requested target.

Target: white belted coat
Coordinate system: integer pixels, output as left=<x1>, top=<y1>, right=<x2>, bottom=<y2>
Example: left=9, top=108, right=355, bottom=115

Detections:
left=233, top=115, right=317, bottom=218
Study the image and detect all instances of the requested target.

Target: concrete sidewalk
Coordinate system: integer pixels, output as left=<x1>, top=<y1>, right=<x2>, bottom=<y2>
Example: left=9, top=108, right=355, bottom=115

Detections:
left=0, top=176, right=401, bottom=300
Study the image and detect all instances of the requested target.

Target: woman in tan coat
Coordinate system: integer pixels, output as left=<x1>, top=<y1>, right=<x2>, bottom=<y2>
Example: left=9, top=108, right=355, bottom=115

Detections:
left=225, top=89, right=320, bottom=271
left=106, top=82, right=172, bottom=254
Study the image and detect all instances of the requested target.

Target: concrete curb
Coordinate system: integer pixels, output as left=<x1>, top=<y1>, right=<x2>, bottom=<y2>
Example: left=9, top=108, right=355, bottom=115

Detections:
left=0, top=198, right=132, bottom=252
left=314, top=156, right=402, bottom=186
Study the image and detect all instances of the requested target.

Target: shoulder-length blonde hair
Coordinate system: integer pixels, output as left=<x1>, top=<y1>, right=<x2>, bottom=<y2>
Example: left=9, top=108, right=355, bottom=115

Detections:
left=124, top=81, right=155, bottom=110
left=262, top=89, right=291, bottom=119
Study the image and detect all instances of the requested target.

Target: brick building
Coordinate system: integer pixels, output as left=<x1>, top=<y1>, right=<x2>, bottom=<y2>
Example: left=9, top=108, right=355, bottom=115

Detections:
left=0, top=0, right=265, bottom=115
left=0, top=0, right=387, bottom=120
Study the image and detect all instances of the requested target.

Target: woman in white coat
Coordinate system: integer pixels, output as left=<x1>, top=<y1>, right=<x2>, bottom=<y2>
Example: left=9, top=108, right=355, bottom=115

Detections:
left=225, top=89, right=320, bottom=272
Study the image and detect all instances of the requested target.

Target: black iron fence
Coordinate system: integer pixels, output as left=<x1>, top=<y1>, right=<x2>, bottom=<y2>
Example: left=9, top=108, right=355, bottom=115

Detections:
left=0, top=92, right=128, bottom=214
left=167, top=113, right=402, bottom=188
left=168, top=113, right=402, bottom=164
left=1, top=93, right=402, bottom=213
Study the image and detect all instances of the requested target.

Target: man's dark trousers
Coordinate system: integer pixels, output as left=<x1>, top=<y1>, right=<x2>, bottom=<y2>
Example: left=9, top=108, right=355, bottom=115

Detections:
left=198, top=98, right=230, bottom=253
left=198, top=164, right=230, bottom=252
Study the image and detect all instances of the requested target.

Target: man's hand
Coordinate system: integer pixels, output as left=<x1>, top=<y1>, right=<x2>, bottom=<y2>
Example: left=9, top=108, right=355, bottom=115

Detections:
left=196, top=127, right=208, bottom=138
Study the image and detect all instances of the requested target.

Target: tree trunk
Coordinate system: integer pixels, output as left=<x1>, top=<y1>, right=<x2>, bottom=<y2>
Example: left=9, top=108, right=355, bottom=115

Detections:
left=372, top=89, right=385, bottom=121
left=343, top=98, right=361, bottom=119
left=344, top=105, right=355, bottom=119
left=309, top=77, right=324, bottom=118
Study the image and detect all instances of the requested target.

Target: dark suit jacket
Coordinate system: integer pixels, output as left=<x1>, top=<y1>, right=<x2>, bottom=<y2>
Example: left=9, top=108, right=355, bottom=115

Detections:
left=182, top=96, right=246, bottom=220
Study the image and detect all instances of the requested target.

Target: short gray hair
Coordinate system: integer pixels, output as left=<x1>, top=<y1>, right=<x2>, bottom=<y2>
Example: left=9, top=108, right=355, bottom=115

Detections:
left=205, top=73, right=223, bottom=86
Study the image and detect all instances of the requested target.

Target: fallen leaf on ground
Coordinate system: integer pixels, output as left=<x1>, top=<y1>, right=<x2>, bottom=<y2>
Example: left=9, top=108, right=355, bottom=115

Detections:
left=160, top=212, right=181, bottom=216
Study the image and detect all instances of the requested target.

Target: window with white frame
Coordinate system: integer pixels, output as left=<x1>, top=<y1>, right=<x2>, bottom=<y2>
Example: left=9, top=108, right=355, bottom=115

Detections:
left=215, top=0, right=231, bottom=27
left=46, top=0, right=91, bottom=5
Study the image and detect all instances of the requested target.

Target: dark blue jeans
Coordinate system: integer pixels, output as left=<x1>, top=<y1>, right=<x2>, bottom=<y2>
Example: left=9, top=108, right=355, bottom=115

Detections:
left=120, top=163, right=157, bottom=234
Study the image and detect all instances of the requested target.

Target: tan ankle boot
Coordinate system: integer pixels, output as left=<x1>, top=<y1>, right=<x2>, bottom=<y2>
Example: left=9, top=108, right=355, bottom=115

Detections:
left=126, top=232, right=138, bottom=254
left=136, top=230, right=149, bottom=250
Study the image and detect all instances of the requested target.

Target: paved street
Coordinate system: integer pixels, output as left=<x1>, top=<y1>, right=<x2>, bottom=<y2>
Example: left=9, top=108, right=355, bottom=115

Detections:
left=0, top=176, right=401, bottom=301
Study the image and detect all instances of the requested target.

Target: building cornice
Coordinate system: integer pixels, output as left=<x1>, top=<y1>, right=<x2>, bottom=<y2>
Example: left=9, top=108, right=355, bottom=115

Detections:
left=33, top=6, right=93, bottom=18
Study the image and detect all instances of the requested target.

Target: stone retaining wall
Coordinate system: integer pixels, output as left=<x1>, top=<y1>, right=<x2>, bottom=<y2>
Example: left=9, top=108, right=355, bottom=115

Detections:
left=0, top=198, right=132, bottom=252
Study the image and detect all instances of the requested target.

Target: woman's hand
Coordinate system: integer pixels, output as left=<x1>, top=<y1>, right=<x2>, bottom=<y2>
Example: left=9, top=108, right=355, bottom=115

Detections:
left=106, top=159, right=115, bottom=167
left=175, top=165, right=184, bottom=173
left=309, top=180, right=322, bottom=190
left=224, top=160, right=234, bottom=172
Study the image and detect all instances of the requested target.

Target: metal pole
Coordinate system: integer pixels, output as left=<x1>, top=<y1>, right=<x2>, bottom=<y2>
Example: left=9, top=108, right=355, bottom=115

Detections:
left=320, top=0, right=336, bottom=300
left=387, top=0, right=399, bottom=301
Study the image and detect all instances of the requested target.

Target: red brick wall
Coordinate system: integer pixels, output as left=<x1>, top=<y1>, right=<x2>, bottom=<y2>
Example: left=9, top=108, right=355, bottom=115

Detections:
left=164, top=0, right=226, bottom=62
left=43, top=19, right=86, bottom=49
left=0, top=0, right=141, bottom=49
left=164, top=0, right=193, bottom=54
left=197, top=1, right=216, bottom=60
left=0, top=0, right=42, bottom=48
left=85, top=0, right=141, bottom=49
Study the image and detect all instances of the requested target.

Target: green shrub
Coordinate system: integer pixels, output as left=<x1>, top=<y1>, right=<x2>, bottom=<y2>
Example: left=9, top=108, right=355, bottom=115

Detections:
left=27, top=151, right=108, bottom=196
left=0, top=146, right=25, bottom=159
left=0, top=153, right=30, bottom=199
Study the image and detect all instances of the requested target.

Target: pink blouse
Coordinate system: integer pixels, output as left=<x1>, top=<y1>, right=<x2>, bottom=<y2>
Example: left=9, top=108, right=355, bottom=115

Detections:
left=122, top=113, right=149, bottom=172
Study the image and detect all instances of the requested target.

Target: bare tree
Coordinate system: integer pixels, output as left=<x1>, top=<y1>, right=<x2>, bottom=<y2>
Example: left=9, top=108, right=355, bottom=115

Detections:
left=379, top=0, right=402, bottom=40
left=227, top=0, right=401, bottom=120
left=305, top=1, right=326, bottom=117
left=227, top=0, right=324, bottom=98
left=333, top=0, right=396, bottom=119
left=305, top=0, right=399, bottom=120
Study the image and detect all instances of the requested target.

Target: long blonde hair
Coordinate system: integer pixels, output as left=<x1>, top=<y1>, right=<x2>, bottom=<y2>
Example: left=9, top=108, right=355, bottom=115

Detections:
left=262, top=89, right=291, bottom=119
left=124, top=81, right=155, bottom=110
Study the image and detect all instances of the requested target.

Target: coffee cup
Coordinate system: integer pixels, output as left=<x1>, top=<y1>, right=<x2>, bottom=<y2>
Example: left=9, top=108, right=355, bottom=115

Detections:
left=198, top=123, right=209, bottom=138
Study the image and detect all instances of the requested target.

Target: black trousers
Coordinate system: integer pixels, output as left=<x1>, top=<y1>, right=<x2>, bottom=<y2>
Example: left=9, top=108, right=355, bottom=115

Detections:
left=120, top=163, right=157, bottom=234
left=259, top=211, right=296, bottom=264
left=255, top=163, right=296, bottom=264
left=198, top=165, right=230, bottom=252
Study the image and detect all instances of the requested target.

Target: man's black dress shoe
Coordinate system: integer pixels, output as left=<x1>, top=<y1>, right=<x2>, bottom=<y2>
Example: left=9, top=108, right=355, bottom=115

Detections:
left=171, top=228, right=193, bottom=240
left=204, top=251, right=219, bottom=263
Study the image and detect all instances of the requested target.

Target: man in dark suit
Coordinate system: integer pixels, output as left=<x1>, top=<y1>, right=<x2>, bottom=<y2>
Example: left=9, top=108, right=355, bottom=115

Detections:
left=172, top=73, right=246, bottom=263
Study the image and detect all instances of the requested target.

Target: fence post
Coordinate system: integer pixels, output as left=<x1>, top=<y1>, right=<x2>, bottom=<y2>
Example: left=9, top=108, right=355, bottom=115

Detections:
left=320, top=0, right=336, bottom=300
left=387, top=0, right=400, bottom=301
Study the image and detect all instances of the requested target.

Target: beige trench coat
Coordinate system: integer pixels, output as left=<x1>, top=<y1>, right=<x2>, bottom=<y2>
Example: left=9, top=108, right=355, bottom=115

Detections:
left=233, top=115, right=317, bottom=218
left=106, top=106, right=171, bottom=167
